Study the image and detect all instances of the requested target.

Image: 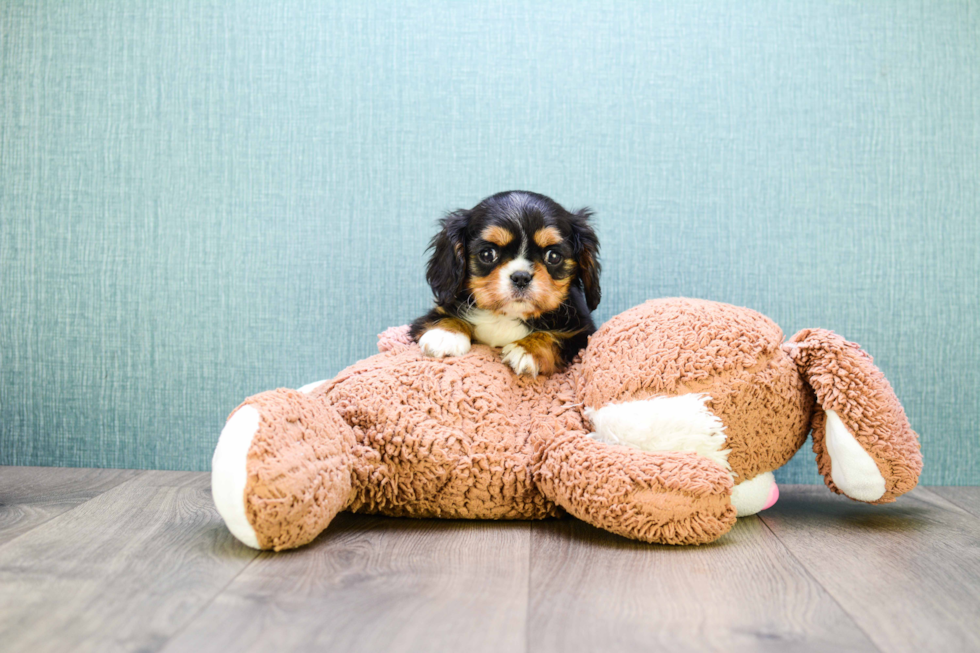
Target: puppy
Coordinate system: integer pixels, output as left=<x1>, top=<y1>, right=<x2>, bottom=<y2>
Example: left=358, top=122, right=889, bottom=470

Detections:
left=410, top=191, right=600, bottom=377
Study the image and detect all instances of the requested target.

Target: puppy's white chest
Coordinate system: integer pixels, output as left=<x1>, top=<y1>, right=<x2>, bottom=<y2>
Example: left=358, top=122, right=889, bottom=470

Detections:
left=466, top=309, right=530, bottom=348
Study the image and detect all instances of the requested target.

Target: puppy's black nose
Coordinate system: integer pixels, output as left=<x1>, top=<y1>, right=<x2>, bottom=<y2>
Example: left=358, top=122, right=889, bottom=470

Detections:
left=510, top=271, right=532, bottom=290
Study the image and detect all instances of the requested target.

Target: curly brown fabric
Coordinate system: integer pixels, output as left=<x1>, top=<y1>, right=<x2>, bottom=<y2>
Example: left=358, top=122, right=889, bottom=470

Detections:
left=240, top=389, right=355, bottom=551
left=786, top=329, right=923, bottom=503
left=533, top=425, right=736, bottom=544
left=220, top=298, right=922, bottom=550
left=579, top=298, right=815, bottom=482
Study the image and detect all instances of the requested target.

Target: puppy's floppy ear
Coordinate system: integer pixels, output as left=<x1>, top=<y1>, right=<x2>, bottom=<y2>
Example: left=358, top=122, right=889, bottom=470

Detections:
left=569, top=208, right=601, bottom=311
left=425, top=210, right=470, bottom=306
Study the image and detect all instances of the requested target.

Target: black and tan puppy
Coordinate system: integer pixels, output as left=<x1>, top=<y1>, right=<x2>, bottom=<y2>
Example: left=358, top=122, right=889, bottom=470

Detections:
left=410, top=191, right=600, bottom=377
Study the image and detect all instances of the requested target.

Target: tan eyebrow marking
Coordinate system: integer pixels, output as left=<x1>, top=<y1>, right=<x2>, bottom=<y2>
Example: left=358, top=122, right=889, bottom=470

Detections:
left=481, top=225, right=514, bottom=247
left=534, top=226, right=562, bottom=248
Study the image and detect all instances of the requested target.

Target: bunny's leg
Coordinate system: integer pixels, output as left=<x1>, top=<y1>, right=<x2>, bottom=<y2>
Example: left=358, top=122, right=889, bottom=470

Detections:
left=212, top=386, right=356, bottom=550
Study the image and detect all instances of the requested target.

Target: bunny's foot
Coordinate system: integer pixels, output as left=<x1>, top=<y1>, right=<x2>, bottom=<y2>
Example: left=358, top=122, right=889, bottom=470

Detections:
left=212, top=387, right=356, bottom=550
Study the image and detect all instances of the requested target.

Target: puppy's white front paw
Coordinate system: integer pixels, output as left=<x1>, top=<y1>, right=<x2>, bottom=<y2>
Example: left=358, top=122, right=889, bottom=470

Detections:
left=419, top=328, right=471, bottom=358
left=501, top=343, right=539, bottom=377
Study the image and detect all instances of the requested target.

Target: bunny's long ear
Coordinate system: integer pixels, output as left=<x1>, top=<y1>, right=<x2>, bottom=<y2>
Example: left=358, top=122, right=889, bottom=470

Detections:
left=785, top=329, right=922, bottom=503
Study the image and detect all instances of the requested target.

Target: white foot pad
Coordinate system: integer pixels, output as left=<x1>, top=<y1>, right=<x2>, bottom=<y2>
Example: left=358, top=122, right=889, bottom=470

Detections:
left=419, top=328, right=471, bottom=358
left=825, top=409, right=886, bottom=502
left=211, top=406, right=261, bottom=549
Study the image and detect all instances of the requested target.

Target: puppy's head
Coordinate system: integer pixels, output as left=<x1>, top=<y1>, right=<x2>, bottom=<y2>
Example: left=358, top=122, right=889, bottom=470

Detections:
left=425, top=191, right=600, bottom=318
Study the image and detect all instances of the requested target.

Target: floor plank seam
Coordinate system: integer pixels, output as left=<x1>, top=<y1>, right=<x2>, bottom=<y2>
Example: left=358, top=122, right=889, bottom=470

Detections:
left=155, top=551, right=262, bottom=652
left=919, top=487, right=980, bottom=520
left=0, top=470, right=140, bottom=553
left=755, top=514, right=885, bottom=653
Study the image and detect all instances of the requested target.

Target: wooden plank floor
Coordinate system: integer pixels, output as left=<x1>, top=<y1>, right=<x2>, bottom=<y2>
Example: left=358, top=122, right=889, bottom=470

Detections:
left=1, top=467, right=978, bottom=653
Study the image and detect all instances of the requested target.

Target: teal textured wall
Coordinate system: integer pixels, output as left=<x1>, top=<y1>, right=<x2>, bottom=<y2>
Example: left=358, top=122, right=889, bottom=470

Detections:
left=2, top=1, right=977, bottom=483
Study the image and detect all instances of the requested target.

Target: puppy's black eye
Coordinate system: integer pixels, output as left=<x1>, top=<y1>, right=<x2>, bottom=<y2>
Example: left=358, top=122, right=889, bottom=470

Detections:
left=544, top=249, right=563, bottom=266
left=478, top=247, right=498, bottom=264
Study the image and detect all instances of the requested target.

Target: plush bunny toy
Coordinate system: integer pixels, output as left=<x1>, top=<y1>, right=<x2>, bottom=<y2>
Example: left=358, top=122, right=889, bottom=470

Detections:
left=212, top=298, right=922, bottom=550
